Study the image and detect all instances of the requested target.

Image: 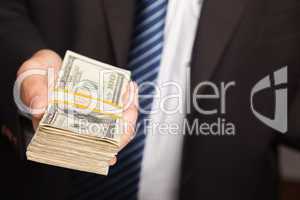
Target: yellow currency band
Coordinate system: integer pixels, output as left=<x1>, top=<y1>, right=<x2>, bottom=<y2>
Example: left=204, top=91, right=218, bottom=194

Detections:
left=52, top=88, right=122, bottom=109
left=49, top=99, right=122, bottom=120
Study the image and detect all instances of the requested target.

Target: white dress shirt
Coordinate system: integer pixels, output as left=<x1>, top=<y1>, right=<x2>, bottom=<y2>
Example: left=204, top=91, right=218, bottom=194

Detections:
left=139, top=0, right=202, bottom=199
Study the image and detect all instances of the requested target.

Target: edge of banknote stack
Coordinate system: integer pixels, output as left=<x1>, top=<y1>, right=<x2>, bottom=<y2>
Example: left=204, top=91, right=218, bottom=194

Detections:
left=26, top=51, right=131, bottom=175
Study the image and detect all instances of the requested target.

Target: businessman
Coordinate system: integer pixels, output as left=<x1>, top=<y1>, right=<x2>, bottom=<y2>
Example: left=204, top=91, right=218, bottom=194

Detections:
left=1, top=0, right=300, bottom=200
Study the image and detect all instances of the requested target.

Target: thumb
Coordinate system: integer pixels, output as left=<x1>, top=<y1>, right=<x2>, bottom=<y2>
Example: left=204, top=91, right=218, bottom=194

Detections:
left=30, top=94, right=48, bottom=119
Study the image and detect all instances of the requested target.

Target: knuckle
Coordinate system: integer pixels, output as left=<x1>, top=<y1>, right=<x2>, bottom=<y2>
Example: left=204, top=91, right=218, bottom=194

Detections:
left=18, top=59, right=41, bottom=74
left=18, top=62, right=39, bottom=78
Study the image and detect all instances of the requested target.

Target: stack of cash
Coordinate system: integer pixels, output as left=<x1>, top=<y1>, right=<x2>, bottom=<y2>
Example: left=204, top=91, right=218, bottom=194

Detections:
left=26, top=51, right=131, bottom=175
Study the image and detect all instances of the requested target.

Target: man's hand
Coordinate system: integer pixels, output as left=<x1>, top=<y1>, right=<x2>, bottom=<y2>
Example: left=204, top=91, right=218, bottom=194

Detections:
left=17, top=49, right=139, bottom=166
left=17, top=49, right=62, bottom=129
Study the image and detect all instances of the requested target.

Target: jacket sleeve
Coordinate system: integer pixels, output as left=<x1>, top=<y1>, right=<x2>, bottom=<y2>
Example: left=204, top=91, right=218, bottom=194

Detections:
left=0, top=0, right=47, bottom=62
left=0, top=0, right=47, bottom=155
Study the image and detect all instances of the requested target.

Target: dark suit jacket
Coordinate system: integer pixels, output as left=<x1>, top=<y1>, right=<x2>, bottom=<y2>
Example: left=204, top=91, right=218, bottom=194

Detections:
left=1, top=0, right=300, bottom=200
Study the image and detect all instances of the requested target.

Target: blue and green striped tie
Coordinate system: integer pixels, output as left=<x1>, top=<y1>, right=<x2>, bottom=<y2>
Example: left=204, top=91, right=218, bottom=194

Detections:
left=71, top=0, right=168, bottom=199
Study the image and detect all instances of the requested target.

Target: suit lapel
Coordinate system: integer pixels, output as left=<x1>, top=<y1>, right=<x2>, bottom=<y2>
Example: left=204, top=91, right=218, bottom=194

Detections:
left=103, top=0, right=135, bottom=68
left=180, top=0, right=249, bottom=197
left=191, top=0, right=249, bottom=84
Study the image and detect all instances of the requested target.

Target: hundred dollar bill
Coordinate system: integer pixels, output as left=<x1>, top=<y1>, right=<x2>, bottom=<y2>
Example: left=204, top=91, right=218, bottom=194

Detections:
left=26, top=51, right=131, bottom=175
left=42, top=51, right=130, bottom=143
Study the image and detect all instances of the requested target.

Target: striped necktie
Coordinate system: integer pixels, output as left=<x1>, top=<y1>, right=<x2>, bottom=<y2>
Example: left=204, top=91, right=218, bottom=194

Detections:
left=70, top=0, right=168, bottom=199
